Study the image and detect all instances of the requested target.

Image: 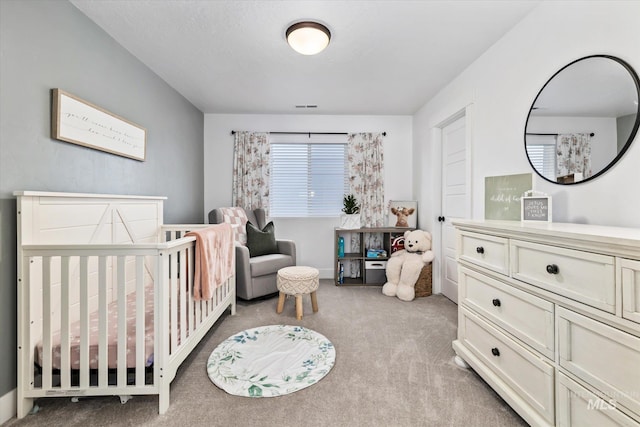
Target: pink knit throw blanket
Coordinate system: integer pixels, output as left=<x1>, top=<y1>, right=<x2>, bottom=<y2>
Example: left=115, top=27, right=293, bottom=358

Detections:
left=186, top=223, right=234, bottom=301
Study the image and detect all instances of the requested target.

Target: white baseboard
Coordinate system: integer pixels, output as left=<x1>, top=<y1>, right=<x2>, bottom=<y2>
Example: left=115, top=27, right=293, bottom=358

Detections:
left=318, top=268, right=334, bottom=280
left=0, top=388, right=16, bottom=424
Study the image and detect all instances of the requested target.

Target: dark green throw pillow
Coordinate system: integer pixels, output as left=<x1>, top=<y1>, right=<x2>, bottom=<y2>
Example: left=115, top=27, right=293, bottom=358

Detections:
left=246, top=221, right=278, bottom=257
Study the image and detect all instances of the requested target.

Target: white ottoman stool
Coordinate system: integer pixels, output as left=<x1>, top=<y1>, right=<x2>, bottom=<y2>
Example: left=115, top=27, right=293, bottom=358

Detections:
left=276, top=266, right=319, bottom=320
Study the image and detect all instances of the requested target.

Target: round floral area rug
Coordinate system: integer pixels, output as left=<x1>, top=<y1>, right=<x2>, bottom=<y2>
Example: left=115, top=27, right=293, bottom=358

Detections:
left=207, top=324, right=336, bottom=397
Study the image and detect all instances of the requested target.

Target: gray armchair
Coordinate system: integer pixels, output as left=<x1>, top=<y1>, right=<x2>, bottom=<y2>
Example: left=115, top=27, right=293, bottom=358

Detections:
left=208, top=207, right=296, bottom=300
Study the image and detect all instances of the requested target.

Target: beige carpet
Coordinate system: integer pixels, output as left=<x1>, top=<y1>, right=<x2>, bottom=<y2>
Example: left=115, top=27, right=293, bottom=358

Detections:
left=5, top=281, right=527, bottom=427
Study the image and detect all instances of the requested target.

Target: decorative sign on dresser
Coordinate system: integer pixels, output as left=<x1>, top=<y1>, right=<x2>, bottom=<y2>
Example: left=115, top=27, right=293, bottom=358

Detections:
left=452, top=220, right=640, bottom=427
left=521, top=191, right=552, bottom=222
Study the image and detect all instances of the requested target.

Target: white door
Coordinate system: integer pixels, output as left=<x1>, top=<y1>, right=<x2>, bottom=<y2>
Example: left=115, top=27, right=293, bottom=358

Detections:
left=440, top=115, right=469, bottom=303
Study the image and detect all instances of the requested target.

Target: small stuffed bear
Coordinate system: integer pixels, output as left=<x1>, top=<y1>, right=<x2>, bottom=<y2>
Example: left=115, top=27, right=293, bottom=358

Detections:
left=382, top=229, right=435, bottom=301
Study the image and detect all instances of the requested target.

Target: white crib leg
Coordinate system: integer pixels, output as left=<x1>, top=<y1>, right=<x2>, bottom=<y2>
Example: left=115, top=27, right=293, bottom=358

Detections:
left=17, top=397, right=34, bottom=419
left=119, top=395, right=133, bottom=404
left=158, top=381, right=170, bottom=414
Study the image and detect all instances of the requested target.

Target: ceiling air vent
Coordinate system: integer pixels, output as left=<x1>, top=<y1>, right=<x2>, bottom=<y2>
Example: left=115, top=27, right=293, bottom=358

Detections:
left=295, top=105, right=318, bottom=109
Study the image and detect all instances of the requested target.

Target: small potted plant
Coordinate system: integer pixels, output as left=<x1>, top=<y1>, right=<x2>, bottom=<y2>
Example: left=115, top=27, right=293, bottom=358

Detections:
left=340, top=194, right=361, bottom=229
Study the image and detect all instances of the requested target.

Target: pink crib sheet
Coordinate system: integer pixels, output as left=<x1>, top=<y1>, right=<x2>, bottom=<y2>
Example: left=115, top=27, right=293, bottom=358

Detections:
left=35, top=285, right=155, bottom=370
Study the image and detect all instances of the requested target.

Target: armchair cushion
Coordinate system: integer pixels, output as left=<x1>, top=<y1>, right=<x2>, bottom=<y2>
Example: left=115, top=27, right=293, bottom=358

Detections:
left=246, top=221, right=278, bottom=257
left=250, top=253, right=295, bottom=277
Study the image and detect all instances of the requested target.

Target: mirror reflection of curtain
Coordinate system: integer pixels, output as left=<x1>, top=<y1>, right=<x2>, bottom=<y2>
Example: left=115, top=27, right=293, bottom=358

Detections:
left=556, top=133, right=592, bottom=180
left=232, top=131, right=270, bottom=211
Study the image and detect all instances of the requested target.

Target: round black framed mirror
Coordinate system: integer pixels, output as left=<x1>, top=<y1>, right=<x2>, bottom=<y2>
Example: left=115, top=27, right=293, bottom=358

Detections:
left=524, top=55, right=640, bottom=184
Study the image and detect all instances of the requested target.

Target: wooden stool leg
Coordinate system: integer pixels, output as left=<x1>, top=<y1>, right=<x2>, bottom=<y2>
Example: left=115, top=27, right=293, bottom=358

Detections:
left=295, top=294, right=303, bottom=320
left=276, top=292, right=286, bottom=314
left=310, top=291, right=318, bottom=313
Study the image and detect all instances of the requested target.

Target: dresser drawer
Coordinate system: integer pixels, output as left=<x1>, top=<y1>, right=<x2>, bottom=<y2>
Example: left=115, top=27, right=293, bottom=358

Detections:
left=458, top=231, right=509, bottom=275
left=557, top=373, right=640, bottom=426
left=459, top=266, right=554, bottom=359
left=459, top=307, right=555, bottom=424
left=511, top=240, right=615, bottom=313
left=558, top=307, right=640, bottom=417
left=622, top=258, right=640, bottom=325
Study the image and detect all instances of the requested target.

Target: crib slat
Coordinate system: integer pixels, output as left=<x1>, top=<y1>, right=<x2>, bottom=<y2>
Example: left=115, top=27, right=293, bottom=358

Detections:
left=170, top=252, right=178, bottom=353
left=20, top=258, right=33, bottom=392
left=179, top=249, right=187, bottom=344
left=155, top=252, right=170, bottom=395
left=195, top=298, right=202, bottom=329
left=135, top=256, right=146, bottom=386
left=203, top=296, right=209, bottom=319
left=79, top=256, right=90, bottom=388
left=60, top=256, right=71, bottom=389
left=117, top=256, right=127, bottom=387
left=98, top=256, right=108, bottom=387
left=194, top=241, right=202, bottom=326
left=187, top=247, right=194, bottom=335
left=42, top=257, right=52, bottom=390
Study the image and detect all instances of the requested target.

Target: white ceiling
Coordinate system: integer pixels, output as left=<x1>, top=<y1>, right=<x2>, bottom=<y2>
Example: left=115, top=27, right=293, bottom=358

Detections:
left=70, top=0, right=540, bottom=115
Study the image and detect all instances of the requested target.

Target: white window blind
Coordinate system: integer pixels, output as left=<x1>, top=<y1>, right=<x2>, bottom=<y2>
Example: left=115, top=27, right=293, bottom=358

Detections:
left=270, top=137, right=348, bottom=217
left=526, top=134, right=556, bottom=181
left=526, top=144, right=556, bottom=181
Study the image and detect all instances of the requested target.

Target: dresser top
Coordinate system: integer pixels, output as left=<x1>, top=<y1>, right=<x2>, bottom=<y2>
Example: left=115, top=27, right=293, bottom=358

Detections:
left=453, top=220, right=640, bottom=255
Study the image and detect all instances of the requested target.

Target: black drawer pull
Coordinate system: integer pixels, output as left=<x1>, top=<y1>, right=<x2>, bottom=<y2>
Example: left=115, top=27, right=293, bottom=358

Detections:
left=491, top=347, right=500, bottom=357
left=476, top=246, right=485, bottom=254
left=492, top=298, right=501, bottom=307
left=546, top=264, right=559, bottom=274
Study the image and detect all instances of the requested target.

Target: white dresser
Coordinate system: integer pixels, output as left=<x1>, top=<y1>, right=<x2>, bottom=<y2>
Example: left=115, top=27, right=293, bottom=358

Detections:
left=452, top=220, right=640, bottom=427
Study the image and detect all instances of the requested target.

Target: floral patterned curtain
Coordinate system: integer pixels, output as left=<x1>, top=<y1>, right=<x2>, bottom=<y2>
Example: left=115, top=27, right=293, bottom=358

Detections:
left=556, top=133, right=592, bottom=180
left=347, top=133, right=385, bottom=272
left=347, top=132, right=385, bottom=226
left=232, top=131, right=270, bottom=211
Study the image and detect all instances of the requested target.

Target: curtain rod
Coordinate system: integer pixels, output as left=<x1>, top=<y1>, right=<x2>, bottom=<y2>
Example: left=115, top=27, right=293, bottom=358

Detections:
left=526, top=132, right=595, bottom=137
left=231, top=130, right=387, bottom=137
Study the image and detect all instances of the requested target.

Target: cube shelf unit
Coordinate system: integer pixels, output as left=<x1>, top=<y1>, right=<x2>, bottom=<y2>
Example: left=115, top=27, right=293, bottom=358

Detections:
left=334, top=227, right=412, bottom=286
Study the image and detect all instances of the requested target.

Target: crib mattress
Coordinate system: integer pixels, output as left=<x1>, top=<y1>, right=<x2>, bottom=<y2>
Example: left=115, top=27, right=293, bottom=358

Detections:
left=35, top=285, right=155, bottom=370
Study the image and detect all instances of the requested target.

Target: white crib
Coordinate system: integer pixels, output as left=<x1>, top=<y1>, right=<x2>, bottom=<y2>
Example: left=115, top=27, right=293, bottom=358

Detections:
left=15, top=191, right=236, bottom=418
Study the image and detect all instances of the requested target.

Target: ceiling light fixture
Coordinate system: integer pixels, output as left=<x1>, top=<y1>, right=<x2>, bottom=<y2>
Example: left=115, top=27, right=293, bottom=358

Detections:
left=286, top=21, right=331, bottom=55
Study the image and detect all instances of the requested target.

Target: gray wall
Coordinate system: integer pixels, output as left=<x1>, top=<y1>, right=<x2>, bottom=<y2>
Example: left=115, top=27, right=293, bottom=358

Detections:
left=0, top=0, right=204, bottom=396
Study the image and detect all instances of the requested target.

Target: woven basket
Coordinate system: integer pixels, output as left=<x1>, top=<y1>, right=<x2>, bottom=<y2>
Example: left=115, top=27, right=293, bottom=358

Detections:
left=415, top=263, right=432, bottom=298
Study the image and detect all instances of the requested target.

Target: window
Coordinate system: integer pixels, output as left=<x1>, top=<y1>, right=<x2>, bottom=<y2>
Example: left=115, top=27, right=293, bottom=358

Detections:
left=526, top=135, right=556, bottom=181
left=270, top=136, right=348, bottom=217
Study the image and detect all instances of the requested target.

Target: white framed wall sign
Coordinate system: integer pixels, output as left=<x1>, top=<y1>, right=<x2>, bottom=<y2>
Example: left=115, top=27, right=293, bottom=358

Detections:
left=521, top=191, right=552, bottom=222
left=51, top=88, right=147, bottom=161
